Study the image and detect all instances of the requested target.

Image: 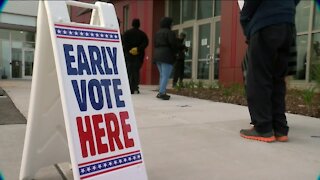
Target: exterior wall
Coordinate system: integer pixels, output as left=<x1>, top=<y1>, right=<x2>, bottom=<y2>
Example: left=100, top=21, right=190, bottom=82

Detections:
left=112, top=0, right=165, bottom=85
left=72, top=0, right=165, bottom=85
left=71, top=0, right=247, bottom=86
left=1, top=1, right=38, bottom=30
left=219, top=0, right=246, bottom=86
left=2, top=1, right=38, bottom=16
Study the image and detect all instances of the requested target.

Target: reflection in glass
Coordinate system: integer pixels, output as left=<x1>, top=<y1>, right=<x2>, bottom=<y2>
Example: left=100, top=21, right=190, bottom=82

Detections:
left=183, top=27, right=193, bottom=60
left=197, top=62, right=209, bottom=79
left=183, top=27, right=193, bottom=78
left=294, top=35, right=307, bottom=80
left=11, top=48, right=22, bottom=78
left=295, top=1, right=311, bottom=33
left=214, top=0, right=221, bottom=16
left=0, top=40, right=11, bottom=79
left=197, top=0, right=213, bottom=19
left=169, top=0, right=181, bottom=25
left=11, top=30, right=35, bottom=42
left=197, top=24, right=210, bottom=79
left=310, top=33, right=320, bottom=81
left=24, top=50, right=34, bottom=76
left=182, top=0, right=195, bottom=22
left=313, top=5, right=320, bottom=30
left=214, top=21, right=221, bottom=79
left=184, top=61, right=192, bottom=79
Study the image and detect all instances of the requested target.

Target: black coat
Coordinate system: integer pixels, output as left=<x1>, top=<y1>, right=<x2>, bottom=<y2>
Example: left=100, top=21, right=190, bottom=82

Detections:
left=122, top=27, right=149, bottom=61
left=153, top=17, right=177, bottom=65
left=240, top=0, right=300, bottom=38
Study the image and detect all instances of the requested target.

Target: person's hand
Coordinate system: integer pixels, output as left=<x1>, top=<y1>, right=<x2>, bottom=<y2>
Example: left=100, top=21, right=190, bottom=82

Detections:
left=129, top=47, right=138, bottom=55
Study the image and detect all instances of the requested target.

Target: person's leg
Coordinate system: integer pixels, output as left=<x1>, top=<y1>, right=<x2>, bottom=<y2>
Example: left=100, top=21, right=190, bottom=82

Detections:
left=272, top=25, right=294, bottom=140
left=172, top=62, right=179, bottom=87
left=157, top=62, right=163, bottom=92
left=132, top=60, right=140, bottom=93
left=242, top=24, right=288, bottom=141
left=126, top=60, right=134, bottom=94
left=158, top=63, right=173, bottom=94
left=179, top=60, right=185, bottom=84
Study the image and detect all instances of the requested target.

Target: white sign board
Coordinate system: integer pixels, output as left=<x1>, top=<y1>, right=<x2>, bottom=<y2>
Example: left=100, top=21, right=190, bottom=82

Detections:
left=20, top=1, right=147, bottom=180
left=238, top=0, right=244, bottom=10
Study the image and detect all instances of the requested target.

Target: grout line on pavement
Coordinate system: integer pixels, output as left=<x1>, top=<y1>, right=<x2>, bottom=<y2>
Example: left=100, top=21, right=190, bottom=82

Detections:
left=54, top=164, right=68, bottom=180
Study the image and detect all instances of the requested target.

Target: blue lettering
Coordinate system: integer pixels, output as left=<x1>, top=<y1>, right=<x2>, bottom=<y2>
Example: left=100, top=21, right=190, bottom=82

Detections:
left=77, top=45, right=92, bottom=75
left=63, top=44, right=77, bottom=75
left=112, top=79, right=125, bottom=108
left=88, top=46, right=104, bottom=75
left=101, top=79, right=112, bottom=109
left=88, top=79, right=104, bottom=110
left=101, top=47, right=113, bottom=75
left=72, top=80, right=87, bottom=111
left=106, top=47, right=118, bottom=75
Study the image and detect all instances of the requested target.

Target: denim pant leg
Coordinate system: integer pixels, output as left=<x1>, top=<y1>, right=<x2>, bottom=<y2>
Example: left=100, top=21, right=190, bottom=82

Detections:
left=157, top=63, right=163, bottom=92
left=157, top=62, right=173, bottom=94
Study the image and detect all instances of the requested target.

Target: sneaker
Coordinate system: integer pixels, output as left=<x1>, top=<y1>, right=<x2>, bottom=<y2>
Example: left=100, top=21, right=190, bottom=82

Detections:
left=156, top=93, right=170, bottom=100
left=240, top=128, right=275, bottom=142
left=275, top=132, right=288, bottom=142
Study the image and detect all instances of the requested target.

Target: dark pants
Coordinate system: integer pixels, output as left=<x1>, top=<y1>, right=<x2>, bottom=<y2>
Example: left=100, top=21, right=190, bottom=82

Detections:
left=173, top=59, right=185, bottom=86
left=126, top=58, right=141, bottom=93
left=247, top=23, right=295, bottom=135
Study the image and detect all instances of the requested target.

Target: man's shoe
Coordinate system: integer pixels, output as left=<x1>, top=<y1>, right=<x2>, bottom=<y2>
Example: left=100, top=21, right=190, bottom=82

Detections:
left=275, top=132, right=288, bottom=142
left=240, top=128, right=275, bottom=142
left=156, top=93, right=170, bottom=100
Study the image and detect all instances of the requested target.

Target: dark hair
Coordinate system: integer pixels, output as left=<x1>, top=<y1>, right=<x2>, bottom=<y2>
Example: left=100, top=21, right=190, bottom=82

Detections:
left=132, top=19, right=140, bottom=28
left=160, top=17, right=173, bottom=29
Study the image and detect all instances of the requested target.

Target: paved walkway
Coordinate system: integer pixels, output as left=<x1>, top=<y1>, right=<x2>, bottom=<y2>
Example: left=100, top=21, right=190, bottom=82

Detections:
left=0, top=80, right=319, bottom=180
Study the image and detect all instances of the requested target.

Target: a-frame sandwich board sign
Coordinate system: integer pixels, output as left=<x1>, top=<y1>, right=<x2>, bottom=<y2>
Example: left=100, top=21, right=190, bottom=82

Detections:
left=19, top=1, right=148, bottom=180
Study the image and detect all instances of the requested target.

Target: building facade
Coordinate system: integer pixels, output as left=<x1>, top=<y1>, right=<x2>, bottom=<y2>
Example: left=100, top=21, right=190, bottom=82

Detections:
left=1, top=1, right=317, bottom=88
left=0, top=1, right=38, bottom=79
left=108, top=0, right=319, bottom=86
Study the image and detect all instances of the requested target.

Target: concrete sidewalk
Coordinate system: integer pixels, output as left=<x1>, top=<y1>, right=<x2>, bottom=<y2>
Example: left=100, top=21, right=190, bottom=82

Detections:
left=0, top=80, right=319, bottom=180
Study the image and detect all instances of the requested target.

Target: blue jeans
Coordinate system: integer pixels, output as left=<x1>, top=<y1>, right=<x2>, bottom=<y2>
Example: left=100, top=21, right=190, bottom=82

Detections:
left=157, top=62, right=173, bottom=94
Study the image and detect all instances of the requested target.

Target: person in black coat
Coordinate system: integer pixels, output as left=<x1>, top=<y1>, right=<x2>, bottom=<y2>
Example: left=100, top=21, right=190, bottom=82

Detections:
left=123, top=19, right=149, bottom=94
left=239, top=0, right=300, bottom=142
left=153, top=17, right=177, bottom=100
left=173, top=32, right=187, bottom=87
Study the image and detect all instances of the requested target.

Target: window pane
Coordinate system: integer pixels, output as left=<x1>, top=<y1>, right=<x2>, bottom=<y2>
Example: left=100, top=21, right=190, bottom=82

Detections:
left=183, top=27, right=193, bottom=60
left=11, top=30, right=35, bottom=42
left=183, top=27, right=193, bottom=79
left=214, top=21, right=221, bottom=79
left=0, top=29, right=10, bottom=40
left=313, top=5, right=320, bottom=30
left=0, top=40, right=11, bottom=79
left=214, top=0, right=221, bottom=16
left=197, top=24, right=211, bottom=80
left=182, top=0, right=195, bottom=22
left=169, top=0, right=181, bottom=25
left=310, top=33, right=320, bottom=81
left=294, top=35, right=308, bottom=80
left=197, top=0, right=213, bottom=19
left=197, top=61, right=209, bottom=79
left=184, top=61, right=192, bottom=79
left=295, top=1, right=311, bottom=33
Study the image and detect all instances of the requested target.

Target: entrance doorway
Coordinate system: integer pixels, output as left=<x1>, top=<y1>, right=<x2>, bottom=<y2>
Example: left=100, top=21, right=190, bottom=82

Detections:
left=173, top=18, right=220, bottom=81
left=11, top=48, right=34, bottom=79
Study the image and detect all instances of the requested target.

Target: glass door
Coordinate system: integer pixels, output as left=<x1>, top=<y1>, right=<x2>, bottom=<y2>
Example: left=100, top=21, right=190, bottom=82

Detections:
left=212, top=20, right=221, bottom=80
left=183, top=27, right=193, bottom=79
left=197, top=23, right=212, bottom=80
left=11, top=48, right=23, bottom=78
left=23, top=49, right=34, bottom=78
